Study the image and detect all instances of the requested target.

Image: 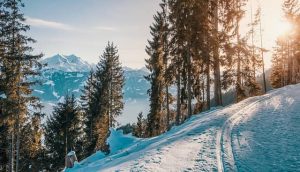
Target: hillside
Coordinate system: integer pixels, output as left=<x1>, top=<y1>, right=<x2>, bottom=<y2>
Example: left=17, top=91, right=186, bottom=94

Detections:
left=67, top=84, right=300, bottom=172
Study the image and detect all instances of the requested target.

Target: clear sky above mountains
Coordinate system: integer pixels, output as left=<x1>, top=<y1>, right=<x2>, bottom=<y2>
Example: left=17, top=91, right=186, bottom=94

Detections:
left=24, top=0, right=284, bottom=69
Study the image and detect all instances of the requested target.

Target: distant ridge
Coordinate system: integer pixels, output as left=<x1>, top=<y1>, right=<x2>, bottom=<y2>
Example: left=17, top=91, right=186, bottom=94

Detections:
left=41, top=54, right=92, bottom=72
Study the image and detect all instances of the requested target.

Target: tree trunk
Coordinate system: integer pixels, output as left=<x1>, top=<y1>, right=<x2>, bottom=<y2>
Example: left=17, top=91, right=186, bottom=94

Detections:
left=236, top=0, right=242, bottom=102
left=163, top=0, right=170, bottom=130
left=166, top=85, right=170, bottom=129
left=187, top=49, right=192, bottom=117
left=202, top=73, right=205, bottom=104
left=15, top=115, right=20, bottom=172
left=65, top=130, right=68, bottom=156
left=287, top=40, right=293, bottom=84
left=213, top=0, right=223, bottom=106
left=206, top=63, right=211, bottom=110
left=109, top=66, right=113, bottom=128
left=259, top=11, right=267, bottom=93
left=10, top=132, right=14, bottom=172
left=176, top=67, right=181, bottom=125
left=250, top=2, right=256, bottom=79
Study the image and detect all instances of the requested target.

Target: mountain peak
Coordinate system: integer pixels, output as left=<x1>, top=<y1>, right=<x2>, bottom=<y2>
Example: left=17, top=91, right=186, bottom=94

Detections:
left=41, top=54, right=92, bottom=72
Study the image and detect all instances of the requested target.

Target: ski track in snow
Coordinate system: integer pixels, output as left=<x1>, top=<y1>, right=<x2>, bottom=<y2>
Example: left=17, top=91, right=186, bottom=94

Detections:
left=69, top=84, right=300, bottom=172
left=217, top=90, right=280, bottom=172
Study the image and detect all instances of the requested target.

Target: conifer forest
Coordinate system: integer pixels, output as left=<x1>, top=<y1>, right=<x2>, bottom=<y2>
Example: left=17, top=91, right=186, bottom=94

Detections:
left=0, top=0, right=299, bottom=171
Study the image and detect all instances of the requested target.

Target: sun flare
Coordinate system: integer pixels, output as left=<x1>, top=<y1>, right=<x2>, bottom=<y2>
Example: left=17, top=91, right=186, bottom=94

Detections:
left=274, top=20, right=293, bottom=37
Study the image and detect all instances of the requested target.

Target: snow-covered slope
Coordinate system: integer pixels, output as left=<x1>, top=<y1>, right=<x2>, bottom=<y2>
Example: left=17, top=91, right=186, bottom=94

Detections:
left=68, top=84, right=300, bottom=172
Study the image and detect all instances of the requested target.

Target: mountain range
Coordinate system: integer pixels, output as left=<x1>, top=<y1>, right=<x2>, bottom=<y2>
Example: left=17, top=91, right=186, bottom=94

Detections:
left=34, top=54, right=150, bottom=124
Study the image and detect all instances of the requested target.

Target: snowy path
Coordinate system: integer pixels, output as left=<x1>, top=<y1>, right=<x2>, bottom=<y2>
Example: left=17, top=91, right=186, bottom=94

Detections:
left=217, top=91, right=279, bottom=172
left=231, top=85, right=300, bottom=171
left=69, top=84, right=300, bottom=172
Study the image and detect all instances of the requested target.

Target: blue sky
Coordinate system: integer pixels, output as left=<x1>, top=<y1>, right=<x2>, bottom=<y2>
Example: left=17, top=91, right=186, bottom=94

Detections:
left=23, top=0, right=284, bottom=69
left=23, top=0, right=160, bottom=68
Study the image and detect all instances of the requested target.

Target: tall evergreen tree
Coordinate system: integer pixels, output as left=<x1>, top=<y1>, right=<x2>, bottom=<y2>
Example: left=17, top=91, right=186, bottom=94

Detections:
left=80, top=70, right=96, bottom=156
left=160, top=0, right=172, bottom=130
left=270, top=38, right=287, bottom=88
left=44, top=95, right=83, bottom=171
left=145, top=3, right=169, bottom=136
left=99, top=42, right=124, bottom=128
left=212, top=0, right=223, bottom=106
left=247, top=7, right=263, bottom=96
left=168, top=0, right=194, bottom=123
left=221, top=0, right=256, bottom=102
left=83, top=42, right=124, bottom=154
left=0, top=0, right=43, bottom=171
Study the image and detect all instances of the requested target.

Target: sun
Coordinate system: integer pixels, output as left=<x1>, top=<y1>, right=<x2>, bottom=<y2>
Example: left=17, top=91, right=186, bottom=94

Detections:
left=274, top=20, right=293, bottom=37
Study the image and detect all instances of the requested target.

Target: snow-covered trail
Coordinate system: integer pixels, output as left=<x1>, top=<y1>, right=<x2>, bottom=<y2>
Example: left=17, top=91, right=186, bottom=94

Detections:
left=232, top=85, right=300, bottom=171
left=217, top=90, right=281, bottom=172
left=69, top=84, right=300, bottom=172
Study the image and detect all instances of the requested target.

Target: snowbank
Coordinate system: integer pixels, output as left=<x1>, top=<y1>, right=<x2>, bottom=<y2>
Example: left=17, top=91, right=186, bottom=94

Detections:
left=65, top=129, right=138, bottom=171
left=108, top=129, right=137, bottom=154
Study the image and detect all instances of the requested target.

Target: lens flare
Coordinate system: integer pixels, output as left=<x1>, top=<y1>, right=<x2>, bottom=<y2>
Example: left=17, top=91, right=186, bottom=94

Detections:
left=276, top=20, right=293, bottom=37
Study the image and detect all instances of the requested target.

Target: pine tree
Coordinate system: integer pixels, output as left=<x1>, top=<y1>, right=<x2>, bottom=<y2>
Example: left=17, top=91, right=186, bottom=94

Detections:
left=84, top=66, right=108, bottom=154
left=80, top=70, right=96, bottom=156
left=246, top=7, right=263, bottom=96
left=220, top=0, right=252, bottom=102
left=145, top=5, right=168, bottom=136
left=133, top=112, right=146, bottom=138
left=0, top=0, right=43, bottom=171
left=160, top=0, right=172, bottom=130
left=100, top=42, right=124, bottom=128
left=168, top=0, right=183, bottom=125
left=235, top=0, right=245, bottom=102
left=168, top=0, right=194, bottom=123
left=44, top=95, right=83, bottom=171
left=212, top=0, right=223, bottom=106
left=270, top=39, right=286, bottom=88
left=84, top=42, right=124, bottom=154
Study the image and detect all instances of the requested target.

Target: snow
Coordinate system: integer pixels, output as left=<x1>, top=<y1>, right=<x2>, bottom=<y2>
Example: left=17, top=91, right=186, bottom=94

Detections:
left=66, top=84, right=300, bottom=172
left=108, top=129, right=137, bottom=154
left=66, top=130, right=138, bottom=172
left=34, top=89, right=45, bottom=94
left=40, top=101, right=55, bottom=123
left=72, top=89, right=80, bottom=93
left=76, top=73, right=84, bottom=77
left=68, top=151, right=76, bottom=156
left=44, top=80, right=55, bottom=86
left=231, top=85, right=300, bottom=171
left=41, top=54, right=92, bottom=72
left=0, top=93, right=6, bottom=98
left=53, top=91, right=59, bottom=98
left=58, top=96, right=65, bottom=103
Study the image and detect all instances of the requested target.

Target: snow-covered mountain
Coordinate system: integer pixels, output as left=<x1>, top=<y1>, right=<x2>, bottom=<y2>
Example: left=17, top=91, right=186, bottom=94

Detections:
left=41, top=54, right=92, bottom=72
left=66, top=84, right=300, bottom=172
left=34, top=54, right=150, bottom=124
